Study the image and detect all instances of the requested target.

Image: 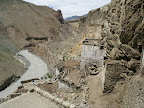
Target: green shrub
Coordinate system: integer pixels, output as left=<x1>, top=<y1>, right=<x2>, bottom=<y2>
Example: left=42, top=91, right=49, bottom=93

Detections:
left=62, top=56, right=65, bottom=61
left=47, top=74, right=52, bottom=78
left=17, top=54, right=24, bottom=57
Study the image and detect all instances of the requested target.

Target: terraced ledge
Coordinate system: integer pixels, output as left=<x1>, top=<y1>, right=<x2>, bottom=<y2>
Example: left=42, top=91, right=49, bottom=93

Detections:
left=33, top=86, right=76, bottom=108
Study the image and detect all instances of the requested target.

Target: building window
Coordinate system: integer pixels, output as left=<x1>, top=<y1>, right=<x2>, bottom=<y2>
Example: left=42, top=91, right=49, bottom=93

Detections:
left=100, top=45, right=104, bottom=49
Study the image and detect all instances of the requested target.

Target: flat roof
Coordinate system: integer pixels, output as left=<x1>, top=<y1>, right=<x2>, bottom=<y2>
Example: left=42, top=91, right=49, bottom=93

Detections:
left=82, top=39, right=102, bottom=46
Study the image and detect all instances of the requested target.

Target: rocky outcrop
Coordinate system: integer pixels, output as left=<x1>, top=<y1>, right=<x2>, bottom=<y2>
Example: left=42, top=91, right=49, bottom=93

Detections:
left=118, top=0, right=144, bottom=49
left=55, top=10, right=64, bottom=24
left=78, top=0, right=143, bottom=73
left=78, top=0, right=143, bottom=59
left=74, top=0, right=144, bottom=107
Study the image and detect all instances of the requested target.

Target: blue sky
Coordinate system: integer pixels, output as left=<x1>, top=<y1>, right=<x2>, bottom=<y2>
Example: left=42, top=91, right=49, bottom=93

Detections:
left=23, top=0, right=111, bottom=18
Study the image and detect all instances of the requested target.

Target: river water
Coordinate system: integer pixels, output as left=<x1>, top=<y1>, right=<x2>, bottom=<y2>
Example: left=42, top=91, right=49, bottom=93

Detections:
left=0, top=50, right=48, bottom=98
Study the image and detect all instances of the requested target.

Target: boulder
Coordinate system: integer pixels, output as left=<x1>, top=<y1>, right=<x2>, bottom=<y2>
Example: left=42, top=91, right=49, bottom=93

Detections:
left=128, top=59, right=140, bottom=72
left=119, top=44, right=141, bottom=60
left=55, top=9, right=64, bottom=24
left=70, top=104, right=76, bottom=108
left=54, top=98, right=63, bottom=104
left=62, top=101, right=71, bottom=108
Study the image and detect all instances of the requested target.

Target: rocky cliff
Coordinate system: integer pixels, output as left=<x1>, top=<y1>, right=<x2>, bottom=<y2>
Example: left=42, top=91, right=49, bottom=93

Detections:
left=73, top=0, right=144, bottom=107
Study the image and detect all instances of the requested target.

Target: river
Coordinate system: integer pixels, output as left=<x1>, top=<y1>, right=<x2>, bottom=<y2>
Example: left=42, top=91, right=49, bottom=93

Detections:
left=0, top=50, right=49, bottom=98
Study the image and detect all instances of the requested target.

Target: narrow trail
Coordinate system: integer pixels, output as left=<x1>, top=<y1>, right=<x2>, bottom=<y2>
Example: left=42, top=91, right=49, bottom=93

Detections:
left=0, top=50, right=48, bottom=98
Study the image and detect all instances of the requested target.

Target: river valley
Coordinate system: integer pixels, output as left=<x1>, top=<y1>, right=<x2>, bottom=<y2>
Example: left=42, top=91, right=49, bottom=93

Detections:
left=0, top=50, right=49, bottom=98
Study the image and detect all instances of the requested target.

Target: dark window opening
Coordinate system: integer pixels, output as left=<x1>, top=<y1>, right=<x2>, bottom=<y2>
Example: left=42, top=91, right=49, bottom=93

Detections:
left=100, top=45, right=104, bottom=49
left=91, top=68, right=94, bottom=71
left=138, top=45, right=142, bottom=53
left=104, top=57, right=108, bottom=60
left=94, top=65, right=97, bottom=68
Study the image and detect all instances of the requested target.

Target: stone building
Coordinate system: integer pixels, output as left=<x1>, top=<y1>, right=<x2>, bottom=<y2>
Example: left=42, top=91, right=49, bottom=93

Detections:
left=80, top=39, right=127, bottom=92
left=80, top=39, right=106, bottom=92
left=80, top=39, right=105, bottom=74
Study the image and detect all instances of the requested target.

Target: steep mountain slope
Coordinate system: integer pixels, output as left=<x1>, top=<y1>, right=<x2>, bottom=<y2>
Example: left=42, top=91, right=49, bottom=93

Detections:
left=0, top=0, right=63, bottom=48
left=0, top=0, right=80, bottom=91
left=0, top=24, right=25, bottom=91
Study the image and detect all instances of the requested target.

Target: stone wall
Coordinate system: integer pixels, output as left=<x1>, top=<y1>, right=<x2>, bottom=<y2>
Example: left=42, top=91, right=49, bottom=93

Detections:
left=80, top=39, right=105, bottom=70
left=103, top=60, right=126, bottom=93
left=141, top=47, right=144, bottom=74
left=33, top=86, right=76, bottom=108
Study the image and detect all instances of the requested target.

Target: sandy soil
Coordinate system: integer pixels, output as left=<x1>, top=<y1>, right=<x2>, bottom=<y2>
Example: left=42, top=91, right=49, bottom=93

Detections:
left=0, top=92, right=59, bottom=108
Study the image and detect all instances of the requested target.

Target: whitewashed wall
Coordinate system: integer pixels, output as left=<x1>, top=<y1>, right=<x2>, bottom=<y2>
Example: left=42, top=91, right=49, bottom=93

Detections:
left=80, top=45, right=104, bottom=69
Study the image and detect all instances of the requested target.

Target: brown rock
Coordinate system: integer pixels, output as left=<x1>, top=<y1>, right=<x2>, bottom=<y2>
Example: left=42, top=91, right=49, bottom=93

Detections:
left=55, top=9, right=64, bottom=24
left=119, top=44, right=141, bottom=60
left=128, top=59, right=140, bottom=73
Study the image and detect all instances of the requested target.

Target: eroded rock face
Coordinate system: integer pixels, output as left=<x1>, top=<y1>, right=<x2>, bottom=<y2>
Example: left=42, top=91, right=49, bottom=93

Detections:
left=79, top=0, right=143, bottom=72
left=55, top=10, right=64, bottom=24
left=107, top=0, right=144, bottom=53
left=79, top=0, right=143, bottom=57
left=128, top=59, right=141, bottom=73
left=119, top=0, right=144, bottom=49
left=77, top=0, right=144, bottom=107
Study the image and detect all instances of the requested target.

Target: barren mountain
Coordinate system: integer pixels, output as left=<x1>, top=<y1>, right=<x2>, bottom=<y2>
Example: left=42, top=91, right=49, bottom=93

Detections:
left=0, top=0, right=80, bottom=91
left=0, top=0, right=144, bottom=107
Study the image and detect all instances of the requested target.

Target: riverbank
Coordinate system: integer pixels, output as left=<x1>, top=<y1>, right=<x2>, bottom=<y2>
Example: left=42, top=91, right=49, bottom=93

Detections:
left=0, top=51, right=25, bottom=92
left=0, top=50, right=49, bottom=98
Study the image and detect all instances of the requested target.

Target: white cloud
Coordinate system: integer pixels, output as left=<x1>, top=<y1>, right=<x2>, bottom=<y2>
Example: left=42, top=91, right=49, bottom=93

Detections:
left=23, top=0, right=111, bottom=18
